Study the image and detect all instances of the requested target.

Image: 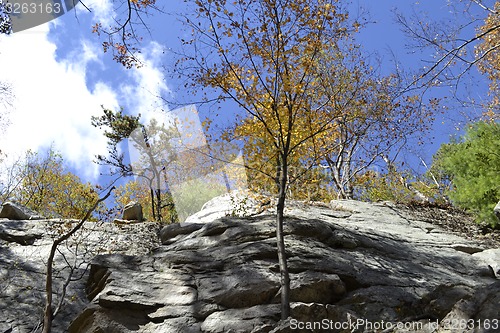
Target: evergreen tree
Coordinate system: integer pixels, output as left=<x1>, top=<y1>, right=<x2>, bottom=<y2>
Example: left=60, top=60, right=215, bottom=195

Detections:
left=91, top=107, right=180, bottom=222
left=431, top=121, right=500, bottom=227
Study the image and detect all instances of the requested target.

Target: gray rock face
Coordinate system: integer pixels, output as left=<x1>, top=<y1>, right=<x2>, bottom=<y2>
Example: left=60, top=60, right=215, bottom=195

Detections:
left=472, top=248, right=500, bottom=279
left=0, top=219, right=160, bottom=333
left=2, top=198, right=499, bottom=333
left=69, top=200, right=499, bottom=333
left=0, top=201, right=44, bottom=220
left=122, top=201, right=144, bottom=221
left=0, top=220, right=43, bottom=245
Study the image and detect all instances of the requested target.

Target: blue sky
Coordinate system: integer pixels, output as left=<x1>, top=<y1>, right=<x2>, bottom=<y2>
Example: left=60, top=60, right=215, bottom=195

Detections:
left=0, top=0, right=176, bottom=182
left=0, top=0, right=493, bottom=186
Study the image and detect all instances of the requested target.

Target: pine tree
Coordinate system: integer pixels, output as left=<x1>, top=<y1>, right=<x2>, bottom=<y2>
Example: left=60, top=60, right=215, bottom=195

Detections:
left=431, top=121, right=500, bottom=227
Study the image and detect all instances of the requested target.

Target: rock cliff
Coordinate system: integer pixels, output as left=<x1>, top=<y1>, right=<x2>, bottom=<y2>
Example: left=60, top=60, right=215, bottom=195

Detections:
left=0, top=218, right=160, bottom=333
left=1, top=199, right=499, bottom=333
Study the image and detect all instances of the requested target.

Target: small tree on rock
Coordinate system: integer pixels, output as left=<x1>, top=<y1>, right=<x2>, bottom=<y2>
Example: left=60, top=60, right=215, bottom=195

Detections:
left=179, top=0, right=360, bottom=318
left=91, top=107, right=180, bottom=222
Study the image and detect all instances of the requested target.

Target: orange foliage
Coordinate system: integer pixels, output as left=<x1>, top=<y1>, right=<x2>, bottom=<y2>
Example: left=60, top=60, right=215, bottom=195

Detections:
left=476, top=1, right=500, bottom=121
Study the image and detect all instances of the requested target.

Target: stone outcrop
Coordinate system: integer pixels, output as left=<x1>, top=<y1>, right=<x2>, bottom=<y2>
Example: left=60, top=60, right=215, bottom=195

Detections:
left=70, top=199, right=499, bottom=333
left=0, top=218, right=160, bottom=333
left=473, top=248, right=500, bottom=279
left=184, top=190, right=272, bottom=223
left=0, top=201, right=44, bottom=220
left=1, top=197, right=499, bottom=332
left=122, top=201, right=144, bottom=221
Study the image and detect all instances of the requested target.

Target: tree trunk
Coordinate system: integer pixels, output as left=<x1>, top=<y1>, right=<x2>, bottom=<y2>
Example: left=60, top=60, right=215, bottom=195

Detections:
left=42, top=188, right=114, bottom=333
left=153, top=169, right=162, bottom=222
left=155, top=188, right=162, bottom=222
left=150, top=187, right=156, bottom=221
left=382, top=155, right=430, bottom=203
left=42, top=274, right=53, bottom=333
left=276, top=156, right=290, bottom=319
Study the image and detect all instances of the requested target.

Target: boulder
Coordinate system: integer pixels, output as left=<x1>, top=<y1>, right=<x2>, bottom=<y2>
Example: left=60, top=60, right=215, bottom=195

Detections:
left=0, top=201, right=44, bottom=220
left=472, top=248, right=500, bottom=279
left=494, top=200, right=500, bottom=222
left=184, top=190, right=272, bottom=223
left=122, top=201, right=143, bottom=221
left=159, top=222, right=203, bottom=244
left=0, top=220, right=43, bottom=245
left=436, top=281, right=500, bottom=333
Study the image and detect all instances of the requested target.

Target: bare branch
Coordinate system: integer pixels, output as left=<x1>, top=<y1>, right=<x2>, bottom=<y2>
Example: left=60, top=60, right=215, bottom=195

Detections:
left=42, top=187, right=114, bottom=333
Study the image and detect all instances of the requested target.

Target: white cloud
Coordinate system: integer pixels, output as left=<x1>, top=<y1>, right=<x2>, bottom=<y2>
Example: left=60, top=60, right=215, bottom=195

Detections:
left=65, top=39, right=104, bottom=71
left=121, top=41, right=171, bottom=124
left=0, top=7, right=173, bottom=185
left=75, top=0, right=115, bottom=28
left=0, top=24, right=118, bottom=181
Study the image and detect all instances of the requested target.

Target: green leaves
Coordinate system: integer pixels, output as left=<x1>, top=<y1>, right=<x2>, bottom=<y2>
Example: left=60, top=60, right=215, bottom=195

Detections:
left=92, top=106, right=182, bottom=222
left=91, top=107, right=141, bottom=147
left=431, top=121, right=500, bottom=227
left=11, top=148, right=100, bottom=219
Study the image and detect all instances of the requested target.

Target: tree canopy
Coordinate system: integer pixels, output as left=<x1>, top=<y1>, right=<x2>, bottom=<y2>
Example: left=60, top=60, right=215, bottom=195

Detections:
left=431, top=121, right=500, bottom=227
left=476, top=2, right=500, bottom=119
left=92, top=107, right=181, bottom=222
left=178, top=0, right=364, bottom=318
left=1, top=148, right=100, bottom=219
